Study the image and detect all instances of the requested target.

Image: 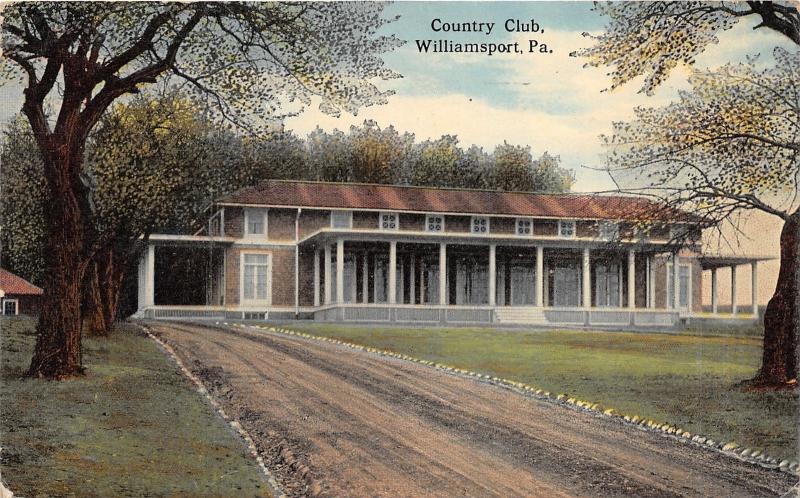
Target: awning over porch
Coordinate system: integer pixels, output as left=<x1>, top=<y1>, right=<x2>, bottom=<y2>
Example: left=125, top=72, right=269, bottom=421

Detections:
left=697, top=254, right=774, bottom=270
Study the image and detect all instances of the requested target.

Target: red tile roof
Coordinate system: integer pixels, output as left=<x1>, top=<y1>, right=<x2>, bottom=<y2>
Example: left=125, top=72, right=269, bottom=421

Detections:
left=218, top=180, right=687, bottom=221
left=0, top=269, right=43, bottom=295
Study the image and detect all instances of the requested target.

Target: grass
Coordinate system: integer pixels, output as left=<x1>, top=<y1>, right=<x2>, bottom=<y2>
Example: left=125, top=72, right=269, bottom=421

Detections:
left=0, top=316, right=271, bottom=498
left=286, top=322, right=799, bottom=462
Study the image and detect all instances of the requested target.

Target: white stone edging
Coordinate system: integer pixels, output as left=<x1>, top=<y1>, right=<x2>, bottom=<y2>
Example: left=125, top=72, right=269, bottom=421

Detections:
left=230, top=322, right=800, bottom=478
left=138, top=324, right=287, bottom=498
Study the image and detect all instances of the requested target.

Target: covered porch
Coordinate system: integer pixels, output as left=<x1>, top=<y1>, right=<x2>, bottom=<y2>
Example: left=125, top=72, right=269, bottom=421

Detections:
left=303, top=231, right=683, bottom=327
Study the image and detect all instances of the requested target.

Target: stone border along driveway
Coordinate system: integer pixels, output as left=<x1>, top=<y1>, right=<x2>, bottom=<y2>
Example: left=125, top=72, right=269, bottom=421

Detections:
left=219, top=321, right=800, bottom=479
left=139, top=324, right=287, bottom=498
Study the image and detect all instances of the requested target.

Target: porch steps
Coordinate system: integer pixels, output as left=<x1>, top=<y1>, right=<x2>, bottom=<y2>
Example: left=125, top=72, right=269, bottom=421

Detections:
left=494, top=307, right=548, bottom=325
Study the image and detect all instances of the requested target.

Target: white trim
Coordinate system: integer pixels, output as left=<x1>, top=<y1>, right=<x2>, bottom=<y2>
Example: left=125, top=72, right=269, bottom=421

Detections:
left=330, top=210, right=353, bottom=229
left=470, top=216, right=490, bottom=235
left=378, top=211, right=399, bottom=231
left=240, top=252, right=272, bottom=306
left=2, top=298, right=19, bottom=315
left=218, top=202, right=672, bottom=223
left=244, top=207, right=268, bottom=238
left=558, top=220, right=577, bottom=238
left=515, top=217, right=534, bottom=236
left=425, top=213, right=445, bottom=233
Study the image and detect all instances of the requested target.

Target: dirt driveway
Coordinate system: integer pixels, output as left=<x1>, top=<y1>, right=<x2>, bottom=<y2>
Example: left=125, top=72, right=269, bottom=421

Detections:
left=144, top=321, right=797, bottom=498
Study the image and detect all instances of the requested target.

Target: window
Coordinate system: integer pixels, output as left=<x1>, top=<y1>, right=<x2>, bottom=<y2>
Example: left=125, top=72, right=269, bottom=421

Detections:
left=379, top=212, right=399, bottom=230
left=245, top=208, right=267, bottom=236
left=242, top=253, right=270, bottom=302
left=599, top=221, right=619, bottom=240
left=558, top=220, right=576, bottom=238
left=426, top=214, right=444, bottom=232
left=2, top=299, right=18, bottom=316
left=666, top=263, right=691, bottom=309
left=516, top=218, right=533, bottom=236
left=331, top=210, right=352, bottom=229
left=471, top=216, right=490, bottom=234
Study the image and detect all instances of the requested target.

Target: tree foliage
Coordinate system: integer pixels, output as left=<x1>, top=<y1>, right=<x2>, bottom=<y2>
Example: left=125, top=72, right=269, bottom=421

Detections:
left=0, top=1, right=403, bottom=378
left=573, top=2, right=800, bottom=95
left=0, top=117, right=47, bottom=284
left=602, top=49, right=799, bottom=229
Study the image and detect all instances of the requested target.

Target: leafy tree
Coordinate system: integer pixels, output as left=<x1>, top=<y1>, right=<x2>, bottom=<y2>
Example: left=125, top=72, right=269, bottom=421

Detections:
left=577, top=2, right=800, bottom=388
left=0, top=2, right=401, bottom=378
left=408, top=135, right=462, bottom=187
left=349, top=121, right=415, bottom=184
left=573, top=2, right=800, bottom=95
left=0, top=117, right=47, bottom=285
left=84, top=93, right=225, bottom=336
left=305, top=127, right=352, bottom=182
left=489, top=143, right=574, bottom=192
left=599, top=51, right=800, bottom=387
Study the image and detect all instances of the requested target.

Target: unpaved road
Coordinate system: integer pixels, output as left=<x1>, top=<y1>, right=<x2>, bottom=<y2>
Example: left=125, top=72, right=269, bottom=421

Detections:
left=145, top=321, right=797, bottom=498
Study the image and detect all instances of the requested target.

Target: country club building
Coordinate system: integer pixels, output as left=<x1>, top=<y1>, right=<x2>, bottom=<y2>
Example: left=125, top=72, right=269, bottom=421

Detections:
left=136, top=180, right=769, bottom=326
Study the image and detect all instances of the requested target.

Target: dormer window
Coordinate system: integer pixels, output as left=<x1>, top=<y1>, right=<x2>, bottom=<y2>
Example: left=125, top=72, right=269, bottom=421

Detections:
left=516, top=218, right=533, bottom=236
left=426, top=214, right=444, bottom=232
left=599, top=221, right=619, bottom=240
left=558, top=220, right=576, bottom=238
left=244, top=208, right=267, bottom=236
left=331, top=210, right=352, bottom=229
left=379, top=212, right=399, bottom=230
left=471, top=216, right=490, bottom=234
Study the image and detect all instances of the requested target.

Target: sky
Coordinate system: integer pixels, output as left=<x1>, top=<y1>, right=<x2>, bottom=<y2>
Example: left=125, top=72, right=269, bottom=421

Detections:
left=0, top=1, right=795, bottom=305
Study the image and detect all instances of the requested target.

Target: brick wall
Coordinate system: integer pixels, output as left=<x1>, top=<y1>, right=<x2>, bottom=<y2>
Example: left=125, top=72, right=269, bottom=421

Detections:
left=268, top=208, right=297, bottom=241
left=299, top=210, right=331, bottom=238
left=401, top=213, right=426, bottom=231
left=492, top=217, right=516, bottom=234
left=446, top=215, right=471, bottom=232
left=576, top=221, right=599, bottom=238
left=224, top=246, right=296, bottom=306
left=298, top=248, right=316, bottom=306
left=353, top=211, right=378, bottom=229
left=224, top=207, right=244, bottom=237
left=535, top=220, right=558, bottom=236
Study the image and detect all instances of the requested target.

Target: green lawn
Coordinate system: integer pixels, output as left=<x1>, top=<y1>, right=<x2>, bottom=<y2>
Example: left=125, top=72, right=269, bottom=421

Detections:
left=287, top=322, right=798, bottom=462
left=1, top=317, right=270, bottom=498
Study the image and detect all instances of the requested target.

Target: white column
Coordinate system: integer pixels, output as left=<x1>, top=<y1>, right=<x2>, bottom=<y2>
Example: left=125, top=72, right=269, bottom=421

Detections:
left=649, top=255, right=656, bottom=308
left=751, top=262, right=758, bottom=317
left=627, top=249, right=636, bottom=309
left=582, top=248, right=591, bottom=308
left=362, top=252, right=369, bottom=303
left=145, top=244, right=155, bottom=307
left=324, top=244, right=332, bottom=304
left=488, top=244, right=497, bottom=306
left=731, top=265, right=738, bottom=315
left=419, top=259, right=426, bottom=305
left=536, top=246, right=544, bottom=307
left=388, top=241, right=397, bottom=304
left=672, top=253, right=680, bottom=309
left=336, top=239, right=345, bottom=304
left=409, top=254, right=416, bottom=305
left=439, top=243, right=447, bottom=305
left=711, top=267, right=718, bottom=314
left=313, top=249, right=320, bottom=307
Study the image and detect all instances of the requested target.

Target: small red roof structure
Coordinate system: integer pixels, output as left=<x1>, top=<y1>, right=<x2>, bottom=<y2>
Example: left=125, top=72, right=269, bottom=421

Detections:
left=218, top=180, right=691, bottom=222
left=0, top=269, right=43, bottom=296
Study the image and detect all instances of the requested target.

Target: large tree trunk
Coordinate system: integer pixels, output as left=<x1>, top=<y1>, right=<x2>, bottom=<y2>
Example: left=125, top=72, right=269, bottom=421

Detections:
left=28, top=150, right=90, bottom=379
left=751, top=212, right=800, bottom=388
left=84, top=247, right=126, bottom=337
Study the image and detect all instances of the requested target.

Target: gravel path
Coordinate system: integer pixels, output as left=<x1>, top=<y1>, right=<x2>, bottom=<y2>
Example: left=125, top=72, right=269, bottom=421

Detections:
left=145, top=321, right=797, bottom=498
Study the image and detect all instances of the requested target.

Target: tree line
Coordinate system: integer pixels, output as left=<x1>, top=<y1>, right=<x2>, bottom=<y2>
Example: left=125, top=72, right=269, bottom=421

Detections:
left=1, top=91, right=574, bottom=338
